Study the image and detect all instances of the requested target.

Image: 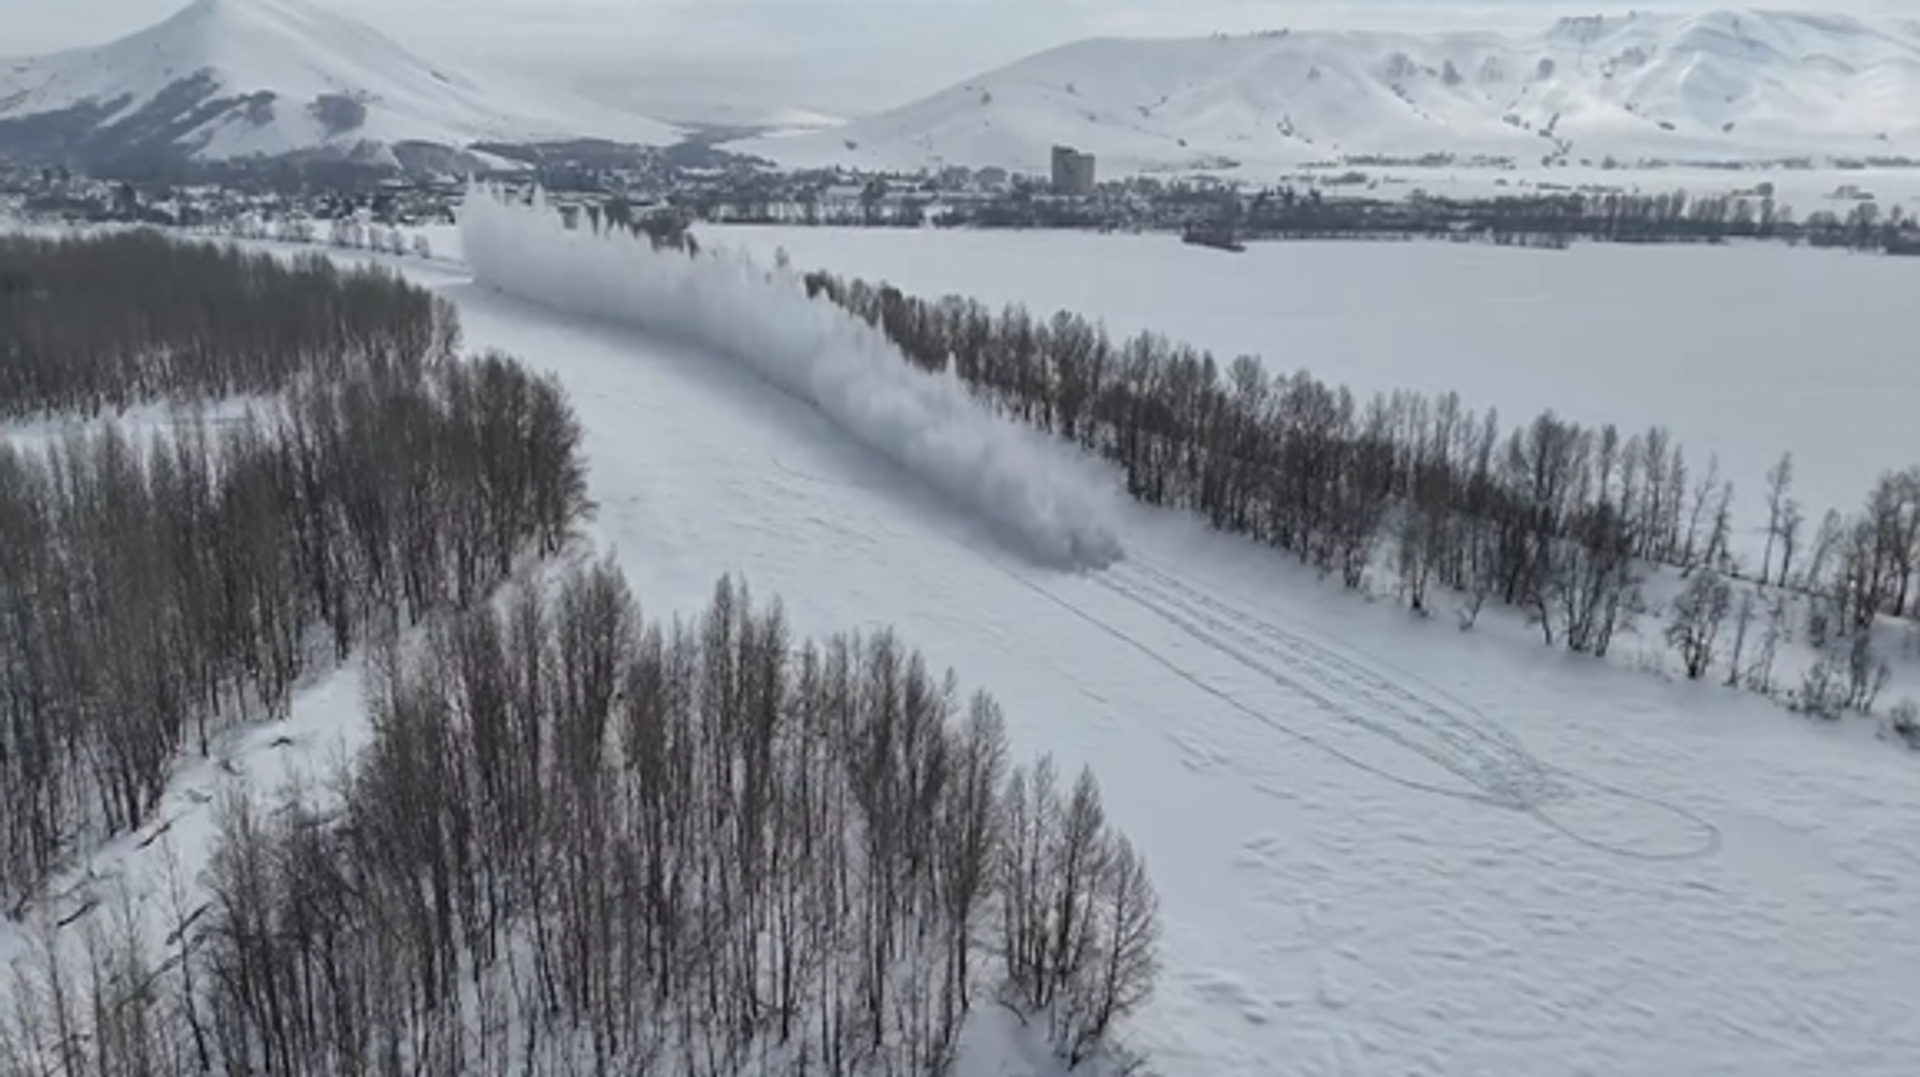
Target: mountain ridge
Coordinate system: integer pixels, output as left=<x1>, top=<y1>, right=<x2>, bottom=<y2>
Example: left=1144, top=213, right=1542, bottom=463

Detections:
left=0, top=0, right=679, bottom=171
left=727, top=7, right=1920, bottom=175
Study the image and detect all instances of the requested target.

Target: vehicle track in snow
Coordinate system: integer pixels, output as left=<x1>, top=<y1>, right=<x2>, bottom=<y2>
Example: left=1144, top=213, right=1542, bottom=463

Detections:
left=1096, top=558, right=1571, bottom=812
left=764, top=422, right=1719, bottom=860
left=1070, top=557, right=1721, bottom=861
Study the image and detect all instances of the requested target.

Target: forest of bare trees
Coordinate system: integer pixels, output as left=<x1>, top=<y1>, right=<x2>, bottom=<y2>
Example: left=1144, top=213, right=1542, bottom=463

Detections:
left=0, top=565, right=1161, bottom=1077
left=1, top=228, right=1163, bottom=1075
left=0, top=230, right=456, bottom=417
left=799, top=267, right=1920, bottom=736
left=0, top=230, right=590, bottom=913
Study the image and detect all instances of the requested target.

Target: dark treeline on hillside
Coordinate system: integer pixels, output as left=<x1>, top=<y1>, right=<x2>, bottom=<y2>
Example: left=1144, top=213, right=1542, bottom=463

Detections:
left=0, top=230, right=592, bottom=915
left=0, top=229, right=457, bottom=417
left=803, top=269, right=1920, bottom=731
left=0, top=565, right=1161, bottom=1077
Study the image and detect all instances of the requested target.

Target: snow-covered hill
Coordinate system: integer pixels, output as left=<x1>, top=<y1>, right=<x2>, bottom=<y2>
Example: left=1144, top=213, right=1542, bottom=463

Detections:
left=0, top=0, right=679, bottom=167
left=728, top=8, right=1920, bottom=175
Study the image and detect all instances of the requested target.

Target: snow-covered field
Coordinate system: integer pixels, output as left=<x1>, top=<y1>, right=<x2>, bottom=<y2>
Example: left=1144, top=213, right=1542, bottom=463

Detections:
left=730, top=8, right=1920, bottom=176
left=6, top=210, right=1920, bottom=1076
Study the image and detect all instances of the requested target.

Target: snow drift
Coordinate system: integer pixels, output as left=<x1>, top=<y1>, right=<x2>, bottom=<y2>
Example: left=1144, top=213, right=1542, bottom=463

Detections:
left=458, top=188, right=1126, bottom=570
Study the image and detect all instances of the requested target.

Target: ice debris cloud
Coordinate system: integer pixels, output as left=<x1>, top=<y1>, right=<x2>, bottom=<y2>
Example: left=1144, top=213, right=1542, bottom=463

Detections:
left=458, top=186, right=1127, bottom=570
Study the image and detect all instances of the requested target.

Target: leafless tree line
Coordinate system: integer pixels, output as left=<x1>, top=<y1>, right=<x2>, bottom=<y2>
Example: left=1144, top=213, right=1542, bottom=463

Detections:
left=0, top=233, right=593, bottom=915
left=801, top=269, right=1920, bottom=731
left=1, top=565, right=1161, bottom=1076
left=0, top=229, right=456, bottom=418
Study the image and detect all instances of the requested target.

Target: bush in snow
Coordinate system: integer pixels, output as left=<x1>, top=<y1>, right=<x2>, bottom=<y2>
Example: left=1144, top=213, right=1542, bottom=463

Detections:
left=1666, top=568, right=1732, bottom=680
left=1888, top=699, right=1920, bottom=748
left=1791, top=650, right=1850, bottom=720
left=1791, top=633, right=1890, bottom=720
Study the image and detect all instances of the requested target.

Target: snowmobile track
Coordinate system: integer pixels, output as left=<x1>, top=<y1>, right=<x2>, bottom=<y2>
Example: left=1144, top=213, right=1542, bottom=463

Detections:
left=1097, top=559, right=1571, bottom=812
left=1078, top=558, right=1720, bottom=861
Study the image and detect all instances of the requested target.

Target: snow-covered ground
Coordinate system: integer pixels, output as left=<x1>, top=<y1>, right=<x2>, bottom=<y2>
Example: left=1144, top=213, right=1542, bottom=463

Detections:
left=0, top=0, right=678, bottom=161
left=6, top=211, right=1920, bottom=1076
left=422, top=268, right=1920, bottom=1077
left=729, top=8, right=1920, bottom=176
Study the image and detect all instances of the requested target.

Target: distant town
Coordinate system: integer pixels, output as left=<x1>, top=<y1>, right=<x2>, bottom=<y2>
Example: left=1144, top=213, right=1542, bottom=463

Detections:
left=4, top=138, right=1919, bottom=257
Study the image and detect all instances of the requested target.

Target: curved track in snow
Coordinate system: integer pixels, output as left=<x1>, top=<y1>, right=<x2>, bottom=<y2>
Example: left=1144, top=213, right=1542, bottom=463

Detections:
left=1094, top=559, right=1723, bottom=862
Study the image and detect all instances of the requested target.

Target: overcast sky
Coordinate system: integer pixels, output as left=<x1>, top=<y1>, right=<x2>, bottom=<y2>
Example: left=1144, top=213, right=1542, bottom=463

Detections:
left=5, top=0, right=1909, bottom=120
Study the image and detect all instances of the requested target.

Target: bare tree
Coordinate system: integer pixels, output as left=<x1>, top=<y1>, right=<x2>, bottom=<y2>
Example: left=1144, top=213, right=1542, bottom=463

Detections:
left=1724, top=590, right=1757, bottom=689
left=1667, top=569, right=1732, bottom=680
left=1761, top=452, right=1798, bottom=586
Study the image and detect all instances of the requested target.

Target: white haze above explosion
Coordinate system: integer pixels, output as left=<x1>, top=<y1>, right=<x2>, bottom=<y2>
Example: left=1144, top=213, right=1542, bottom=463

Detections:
left=458, top=188, right=1127, bottom=571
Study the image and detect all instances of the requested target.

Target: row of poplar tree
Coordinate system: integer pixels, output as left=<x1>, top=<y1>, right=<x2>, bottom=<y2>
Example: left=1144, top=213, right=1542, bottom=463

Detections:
left=800, top=267, right=1920, bottom=729
left=0, top=229, right=1163, bottom=1075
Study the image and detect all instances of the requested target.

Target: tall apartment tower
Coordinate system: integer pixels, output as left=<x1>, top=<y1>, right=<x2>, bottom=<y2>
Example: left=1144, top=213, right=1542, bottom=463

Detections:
left=1050, top=144, right=1096, bottom=196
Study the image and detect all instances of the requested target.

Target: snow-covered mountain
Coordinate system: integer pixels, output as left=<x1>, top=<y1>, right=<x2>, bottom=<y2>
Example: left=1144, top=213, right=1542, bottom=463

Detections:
left=728, top=8, right=1920, bottom=175
left=0, top=0, right=680, bottom=169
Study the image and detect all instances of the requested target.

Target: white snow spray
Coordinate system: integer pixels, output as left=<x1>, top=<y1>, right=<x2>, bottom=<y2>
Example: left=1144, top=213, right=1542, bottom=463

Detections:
left=459, top=185, right=1127, bottom=571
